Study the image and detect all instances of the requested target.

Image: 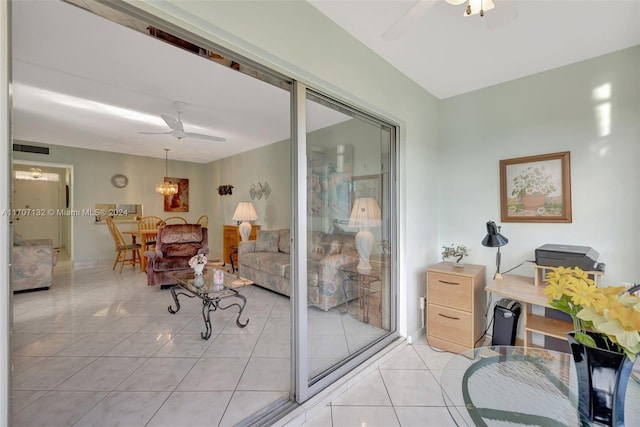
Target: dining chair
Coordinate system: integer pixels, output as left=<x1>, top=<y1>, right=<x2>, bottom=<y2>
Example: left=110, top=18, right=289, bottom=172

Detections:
left=162, top=216, right=188, bottom=226
left=196, top=215, right=209, bottom=228
left=106, top=218, right=141, bottom=273
left=137, top=215, right=163, bottom=251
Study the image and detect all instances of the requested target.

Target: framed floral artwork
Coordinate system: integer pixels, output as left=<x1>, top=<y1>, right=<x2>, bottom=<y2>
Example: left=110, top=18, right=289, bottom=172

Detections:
left=500, top=151, right=571, bottom=223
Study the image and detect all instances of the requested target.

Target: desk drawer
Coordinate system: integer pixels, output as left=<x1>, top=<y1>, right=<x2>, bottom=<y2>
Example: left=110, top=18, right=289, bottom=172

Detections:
left=427, top=304, right=472, bottom=347
left=427, top=272, right=473, bottom=311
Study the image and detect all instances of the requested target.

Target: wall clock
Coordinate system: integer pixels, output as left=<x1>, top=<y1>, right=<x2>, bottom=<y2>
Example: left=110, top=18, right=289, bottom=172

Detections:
left=111, top=174, right=128, bottom=188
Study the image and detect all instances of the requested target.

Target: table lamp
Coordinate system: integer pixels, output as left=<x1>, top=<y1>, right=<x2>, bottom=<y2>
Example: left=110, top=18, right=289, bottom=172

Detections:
left=348, top=197, right=382, bottom=273
left=481, top=220, right=508, bottom=279
left=232, top=201, right=258, bottom=242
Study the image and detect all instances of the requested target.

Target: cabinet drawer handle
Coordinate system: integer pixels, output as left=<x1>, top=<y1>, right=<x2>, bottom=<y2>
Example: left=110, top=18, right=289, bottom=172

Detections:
left=438, top=313, right=460, bottom=320
left=439, top=280, right=460, bottom=285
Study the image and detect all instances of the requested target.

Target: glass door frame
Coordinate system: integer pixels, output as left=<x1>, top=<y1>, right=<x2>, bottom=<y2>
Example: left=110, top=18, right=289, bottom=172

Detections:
left=292, top=81, right=400, bottom=402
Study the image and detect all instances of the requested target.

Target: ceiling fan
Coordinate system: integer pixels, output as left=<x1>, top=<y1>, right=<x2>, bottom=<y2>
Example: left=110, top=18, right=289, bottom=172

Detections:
left=382, top=0, right=518, bottom=41
left=139, top=101, right=226, bottom=142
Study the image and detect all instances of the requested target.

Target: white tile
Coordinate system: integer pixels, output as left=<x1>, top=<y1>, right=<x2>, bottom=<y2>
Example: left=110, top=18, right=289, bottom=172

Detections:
left=10, top=390, right=47, bottom=415
left=379, top=346, right=427, bottom=370
left=219, top=391, right=289, bottom=427
left=153, top=333, right=213, bottom=357
left=56, top=357, right=146, bottom=391
left=413, top=344, right=456, bottom=371
left=73, top=391, right=170, bottom=427
left=54, top=333, right=130, bottom=356
left=104, top=333, right=172, bottom=357
left=253, top=334, right=291, bottom=358
left=331, top=405, right=400, bottom=427
left=13, top=333, right=88, bottom=357
left=177, top=357, right=248, bottom=391
left=146, top=391, right=233, bottom=427
left=237, top=357, right=290, bottom=391
left=12, top=356, right=96, bottom=390
left=332, top=370, right=391, bottom=406
left=11, top=356, right=47, bottom=376
left=11, top=390, right=108, bottom=427
left=299, top=404, right=332, bottom=427
left=394, top=406, right=457, bottom=426
left=202, top=333, right=259, bottom=358
left=380, top=369, right=445, bottom=406
left=116, top=357, right=197, bottom=391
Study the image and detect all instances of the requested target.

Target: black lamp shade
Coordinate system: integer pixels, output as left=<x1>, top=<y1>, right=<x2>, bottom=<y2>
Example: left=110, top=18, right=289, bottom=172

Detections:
left=481, top=221, right=508, bottom=247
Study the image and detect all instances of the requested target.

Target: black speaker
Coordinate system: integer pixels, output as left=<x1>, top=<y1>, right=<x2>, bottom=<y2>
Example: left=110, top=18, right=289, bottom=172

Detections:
left=492, top=299, right=521, bottom=346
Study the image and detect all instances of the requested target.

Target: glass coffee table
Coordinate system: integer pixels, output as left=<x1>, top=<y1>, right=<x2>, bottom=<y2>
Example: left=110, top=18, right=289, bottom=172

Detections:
left=440, top=346, right=640, bottom=426
left=168, top=269, right=253, bottom=339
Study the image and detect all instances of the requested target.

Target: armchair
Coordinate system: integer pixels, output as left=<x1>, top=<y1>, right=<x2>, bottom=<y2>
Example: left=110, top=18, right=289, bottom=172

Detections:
left=144, top=224, right=209, bottom=288
left=12, top=235, right=57, bottom=293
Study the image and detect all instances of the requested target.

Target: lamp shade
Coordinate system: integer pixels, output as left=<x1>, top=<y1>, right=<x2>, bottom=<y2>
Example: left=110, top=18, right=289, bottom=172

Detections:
left=481, top=221, right=508, bottom=247
left=232, top=202, right=258, bottom=222
left=463, top=0, right=495, bottom=16
left=348, top=197, right=381, bottom=228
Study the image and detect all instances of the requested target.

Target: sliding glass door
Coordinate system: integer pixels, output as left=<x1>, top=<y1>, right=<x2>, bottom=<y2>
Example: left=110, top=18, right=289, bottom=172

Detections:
left=294, top=84, right=398, bottom=401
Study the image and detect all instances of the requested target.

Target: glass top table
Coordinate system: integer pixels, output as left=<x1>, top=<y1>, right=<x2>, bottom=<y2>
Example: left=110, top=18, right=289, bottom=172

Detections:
left=168, top=269, right=253, bottom=339
left=440, top=346, right=640, bottom=426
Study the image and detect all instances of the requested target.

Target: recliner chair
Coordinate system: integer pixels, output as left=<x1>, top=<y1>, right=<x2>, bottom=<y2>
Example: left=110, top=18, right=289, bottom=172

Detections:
left=144, top=224, right=209, bottom=288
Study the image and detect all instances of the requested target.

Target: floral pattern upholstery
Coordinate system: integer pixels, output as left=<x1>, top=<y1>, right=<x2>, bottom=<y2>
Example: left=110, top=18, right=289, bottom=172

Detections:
left=12, top=236, right=57, bottom=292
left=238, top=229, right=358, bottom=311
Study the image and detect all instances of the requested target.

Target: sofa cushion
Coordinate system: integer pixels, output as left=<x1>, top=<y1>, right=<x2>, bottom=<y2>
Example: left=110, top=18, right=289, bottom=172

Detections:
left=243, top=252, right=290, bottom=279
left=255, top=230, right=280, bottom=252
left=278, top=229, right=290, bottom=254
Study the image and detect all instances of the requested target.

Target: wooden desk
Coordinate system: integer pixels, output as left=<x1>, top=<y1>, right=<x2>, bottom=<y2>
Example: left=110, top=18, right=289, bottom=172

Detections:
left=485, top=274, right=572, bottom=348
left=122, top=230, right=158, bottom=272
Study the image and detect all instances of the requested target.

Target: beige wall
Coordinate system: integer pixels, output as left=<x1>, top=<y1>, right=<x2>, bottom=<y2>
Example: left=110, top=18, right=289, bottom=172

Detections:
left=13, top=141, right=210, bottom=265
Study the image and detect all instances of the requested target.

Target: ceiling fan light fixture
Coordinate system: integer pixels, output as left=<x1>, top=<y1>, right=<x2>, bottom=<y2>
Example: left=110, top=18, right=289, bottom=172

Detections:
left=464, top=0, right=495, bottom=17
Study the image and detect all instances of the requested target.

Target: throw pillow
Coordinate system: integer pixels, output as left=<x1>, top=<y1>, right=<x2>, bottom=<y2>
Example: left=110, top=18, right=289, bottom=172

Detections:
left=13, top=233, right=28, bottom=246
left=278, top=229, right=290, bottom=254
left=255, top=230, right=280, bottom=252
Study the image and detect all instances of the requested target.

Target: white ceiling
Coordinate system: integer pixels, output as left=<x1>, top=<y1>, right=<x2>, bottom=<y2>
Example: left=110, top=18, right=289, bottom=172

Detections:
left=310, top=0, right=640, bottom=99
left=11, top=1, right=640, bottom=163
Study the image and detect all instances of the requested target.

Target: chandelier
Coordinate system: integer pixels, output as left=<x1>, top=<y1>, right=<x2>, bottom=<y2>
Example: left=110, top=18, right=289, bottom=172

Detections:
left=29, top=167, right=42, bottom=179
left=155, top=149, right=178, bottom=196
left=447, top=0, right=495, bottom=17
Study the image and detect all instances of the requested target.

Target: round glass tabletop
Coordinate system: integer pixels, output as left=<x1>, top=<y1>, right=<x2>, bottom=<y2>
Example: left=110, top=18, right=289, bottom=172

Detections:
left=440, top=346, right=640, bottom=426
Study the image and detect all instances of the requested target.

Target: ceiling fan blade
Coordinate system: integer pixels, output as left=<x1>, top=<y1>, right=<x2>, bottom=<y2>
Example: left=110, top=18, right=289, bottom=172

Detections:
left=382, top=1, right=437, bottom=41
left=161, top=114, right=182, bottom=131
left=184, top=132, right=226, bottom=142
left=138, top=131, right=172, bottom=135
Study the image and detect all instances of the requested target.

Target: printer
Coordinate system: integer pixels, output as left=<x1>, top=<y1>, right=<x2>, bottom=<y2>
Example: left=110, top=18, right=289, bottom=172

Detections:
left=535, top=244, right=601, bottom=271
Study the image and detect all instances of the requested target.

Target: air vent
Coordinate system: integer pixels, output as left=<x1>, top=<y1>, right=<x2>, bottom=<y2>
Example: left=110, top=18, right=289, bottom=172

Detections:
left=12, top=144, right=49, bottom=155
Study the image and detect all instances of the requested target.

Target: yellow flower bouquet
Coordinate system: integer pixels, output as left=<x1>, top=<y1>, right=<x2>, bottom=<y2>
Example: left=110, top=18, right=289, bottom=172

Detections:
left=543, top=266, right=640, bottom=360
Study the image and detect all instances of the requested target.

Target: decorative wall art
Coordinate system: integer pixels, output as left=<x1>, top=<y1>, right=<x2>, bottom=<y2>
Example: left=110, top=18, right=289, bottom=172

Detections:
left=351, top=174, right=381, bottom=203
left=217, top=185, right=234, bottom=196
left=500, top=151, right=572, bottom=223
left=250, top=182, right=271, bottom=200
left=164, top=177, right=189, bottom=212
left=307, top=145, right=353, bottom=227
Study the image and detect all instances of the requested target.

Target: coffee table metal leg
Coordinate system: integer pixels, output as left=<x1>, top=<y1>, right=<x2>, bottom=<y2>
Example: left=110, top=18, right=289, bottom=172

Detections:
left=201, top=300, right=213, bottom=340
left=218, top=293, right=249, bottom=328
left=168, top=286, right=182, bottom=314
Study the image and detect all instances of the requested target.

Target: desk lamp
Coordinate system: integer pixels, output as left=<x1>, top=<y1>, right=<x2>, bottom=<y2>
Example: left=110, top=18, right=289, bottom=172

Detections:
left=481, top=221, right=508, bottom=279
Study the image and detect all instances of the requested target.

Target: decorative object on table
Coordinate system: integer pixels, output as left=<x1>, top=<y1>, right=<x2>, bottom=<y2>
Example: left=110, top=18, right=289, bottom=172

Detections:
left=348, top=197, right=381, bottom=273
left=217, top=185, right=233, bottom=196
left=192, top=275, right=205, bottom=289
left=232, top=201, right=258, bottom=242
left=500, top=151, right=572, bottom=223
left=163, top=177, right=189, bottom=212
left=441, top=243, right=469, bottom=268
left=213, top=269, right=225, bottom=291
left=543, top=266, right=640, bottom=426
left=481, top=220, right=508, bottom=279
left=250, top=182, right=271, bottom=200
left=189, top=254, right=208, bottom=276
left=155, top=149, right=178, bottom=196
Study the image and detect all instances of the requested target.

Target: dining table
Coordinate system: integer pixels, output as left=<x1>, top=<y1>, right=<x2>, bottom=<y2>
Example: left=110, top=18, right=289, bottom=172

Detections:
left=122, top=230, right=158, bottom=272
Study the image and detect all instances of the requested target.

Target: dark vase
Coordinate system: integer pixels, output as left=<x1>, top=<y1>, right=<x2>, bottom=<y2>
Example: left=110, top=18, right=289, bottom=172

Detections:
left=567, top=331, right=634, bottom=426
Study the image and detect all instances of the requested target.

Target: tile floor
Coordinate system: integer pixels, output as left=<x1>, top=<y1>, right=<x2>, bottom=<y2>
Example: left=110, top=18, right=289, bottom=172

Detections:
left=10, top=253, right=397, bottom=427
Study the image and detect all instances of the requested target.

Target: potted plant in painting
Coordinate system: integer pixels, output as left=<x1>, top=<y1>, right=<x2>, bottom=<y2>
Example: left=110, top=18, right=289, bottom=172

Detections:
left=441, top=244, right=469, bottom=268
left=511, top=165, right=556, bottom=211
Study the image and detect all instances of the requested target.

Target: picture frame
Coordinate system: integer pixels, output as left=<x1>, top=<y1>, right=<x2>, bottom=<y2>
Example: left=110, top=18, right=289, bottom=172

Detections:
left=500, top=151, right=571, bottom=223
left=351, top=174, right=381, bottom=204
left=163, top=177, right=189, bottom=212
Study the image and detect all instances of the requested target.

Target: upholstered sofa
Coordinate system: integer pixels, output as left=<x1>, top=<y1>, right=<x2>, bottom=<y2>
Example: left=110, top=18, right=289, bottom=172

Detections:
left=145, top=224, right=209, bottom=288
left=238, top=229, right=359, bottom=311
left=12, top=234, right=57, bottom=293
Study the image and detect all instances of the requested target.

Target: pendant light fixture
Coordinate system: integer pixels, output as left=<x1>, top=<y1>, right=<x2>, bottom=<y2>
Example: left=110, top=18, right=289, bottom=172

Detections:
left=155, top=148, right=178, bottom=196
